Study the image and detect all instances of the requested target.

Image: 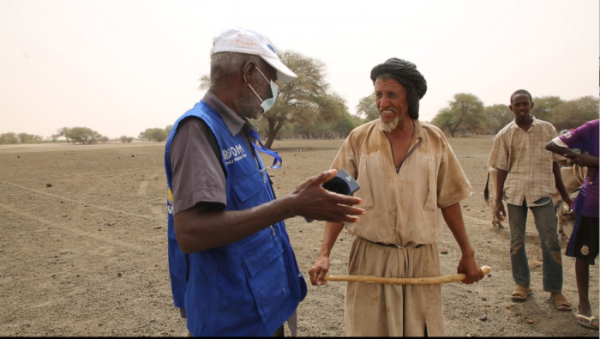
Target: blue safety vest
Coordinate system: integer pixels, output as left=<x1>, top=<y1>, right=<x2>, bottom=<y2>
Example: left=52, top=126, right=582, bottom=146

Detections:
left=164, top=101, right=307, bottom=336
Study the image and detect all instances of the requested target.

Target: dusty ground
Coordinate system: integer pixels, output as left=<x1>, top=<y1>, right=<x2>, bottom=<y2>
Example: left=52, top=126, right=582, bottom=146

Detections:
left=0, top=136, right=597, bottom=337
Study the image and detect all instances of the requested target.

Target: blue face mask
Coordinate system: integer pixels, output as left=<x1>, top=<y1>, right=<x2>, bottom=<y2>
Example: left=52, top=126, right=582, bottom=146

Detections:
left=244, top=67, right=278, bottom=113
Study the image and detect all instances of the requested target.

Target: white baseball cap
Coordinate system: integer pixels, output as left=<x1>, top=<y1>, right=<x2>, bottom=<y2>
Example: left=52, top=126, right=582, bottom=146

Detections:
left=211, top=27, right=297, bottom=82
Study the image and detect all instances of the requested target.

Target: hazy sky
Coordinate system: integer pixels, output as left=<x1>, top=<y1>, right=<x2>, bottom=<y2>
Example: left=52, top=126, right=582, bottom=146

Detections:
left=1, top=0, right=598, bottom=138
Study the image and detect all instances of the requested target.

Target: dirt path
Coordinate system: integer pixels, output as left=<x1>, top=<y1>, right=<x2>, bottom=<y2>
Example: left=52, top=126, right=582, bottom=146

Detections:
left=0, top=137, right=597, bottom=336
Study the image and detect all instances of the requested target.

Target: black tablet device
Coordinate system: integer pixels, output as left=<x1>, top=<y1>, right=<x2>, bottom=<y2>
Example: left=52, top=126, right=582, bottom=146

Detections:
left=305, top=169, right=360, bottom=223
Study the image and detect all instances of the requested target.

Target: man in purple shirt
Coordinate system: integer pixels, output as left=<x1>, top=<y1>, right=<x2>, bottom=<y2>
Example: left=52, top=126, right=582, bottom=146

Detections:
left=546, top=119, right=599, bottom=330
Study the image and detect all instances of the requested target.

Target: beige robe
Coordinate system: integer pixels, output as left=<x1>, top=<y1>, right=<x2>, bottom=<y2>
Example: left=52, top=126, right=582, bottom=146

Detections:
left=330, top=119, right=471, bottom=336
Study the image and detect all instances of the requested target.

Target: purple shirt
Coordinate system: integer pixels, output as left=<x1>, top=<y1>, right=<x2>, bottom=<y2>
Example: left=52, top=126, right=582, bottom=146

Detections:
left=559, top=119, right=599, bottom=217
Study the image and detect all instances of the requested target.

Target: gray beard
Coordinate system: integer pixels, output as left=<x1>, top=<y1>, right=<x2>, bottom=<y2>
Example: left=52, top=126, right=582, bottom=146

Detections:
left=380, top=114, right=401, bottom=132
left=235, top=94, right=264, bottom=121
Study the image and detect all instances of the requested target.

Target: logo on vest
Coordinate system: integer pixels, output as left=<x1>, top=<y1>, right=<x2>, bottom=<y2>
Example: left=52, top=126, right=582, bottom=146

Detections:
left=223, top=144, right=247, bottom=165
left=167, top=188, right=174, bottom=215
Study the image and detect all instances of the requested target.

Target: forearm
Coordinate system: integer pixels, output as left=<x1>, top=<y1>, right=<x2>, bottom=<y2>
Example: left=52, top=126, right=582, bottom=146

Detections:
left=175, top=196, right=296, bottom=253
left=441, top=203, right=474, bottom=256
left=586, top=157, right=599, bottom=167
left=545, top=141, right=575, bottom=157
left=174, top=169, right=365, bottom=253
left=494, top=168, right=507, bottom=203
left=552, top=162, right=569, bottom=198
left=317, top=222, right=345, bottom=258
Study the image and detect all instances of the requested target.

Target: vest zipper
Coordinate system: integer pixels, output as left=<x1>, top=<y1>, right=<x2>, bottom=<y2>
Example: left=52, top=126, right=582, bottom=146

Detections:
left=270, top=226, right=276, bottom=236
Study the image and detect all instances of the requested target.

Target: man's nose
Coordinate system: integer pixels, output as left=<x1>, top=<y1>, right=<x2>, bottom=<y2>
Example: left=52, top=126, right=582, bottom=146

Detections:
left=379, top=95, right=390, bottom=109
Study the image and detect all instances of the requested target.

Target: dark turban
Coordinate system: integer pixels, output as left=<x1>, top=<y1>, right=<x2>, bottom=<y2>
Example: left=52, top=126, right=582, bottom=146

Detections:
left=370, top=58, right=427, bottom=120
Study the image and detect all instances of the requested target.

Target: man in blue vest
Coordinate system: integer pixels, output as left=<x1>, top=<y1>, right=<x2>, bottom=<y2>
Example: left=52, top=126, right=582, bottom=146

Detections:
left=164, top=27, right=365, bottom=336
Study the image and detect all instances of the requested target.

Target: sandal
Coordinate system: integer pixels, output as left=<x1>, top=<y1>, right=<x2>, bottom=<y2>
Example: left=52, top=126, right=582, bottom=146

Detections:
left=511, top=286, right=532, bottom=300
left=576, top=314, right=599, bottom=330
left=550, top=293, right=572, bottom=311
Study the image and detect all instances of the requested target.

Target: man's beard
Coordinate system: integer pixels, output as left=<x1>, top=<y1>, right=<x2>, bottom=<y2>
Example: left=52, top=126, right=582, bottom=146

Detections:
left=236, top=84, right=272, bottom=121
left=235, top=94, right=264, bottom=121
left=380, top=113, right=401, bottom=132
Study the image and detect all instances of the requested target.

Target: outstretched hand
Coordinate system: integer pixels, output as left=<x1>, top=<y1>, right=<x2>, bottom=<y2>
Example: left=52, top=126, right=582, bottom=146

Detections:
left=291, top=169, right=365, bottom=223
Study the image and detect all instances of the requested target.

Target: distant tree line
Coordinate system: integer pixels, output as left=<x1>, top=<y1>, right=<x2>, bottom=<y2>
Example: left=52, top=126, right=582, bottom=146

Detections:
left=0, top=132, right=44, bottom=145
left=52, top=127, right=109, bottom=144
left=120, top=136, right=134, bottom=143
left=138, top=125, right=172, bottom=142
left=5, top=62, right=598, bottom=146
left=429, top=94, right=598, bottom=137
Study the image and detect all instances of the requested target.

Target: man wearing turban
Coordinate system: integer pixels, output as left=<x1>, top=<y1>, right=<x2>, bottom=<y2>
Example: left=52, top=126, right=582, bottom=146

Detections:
left=309, top=58, right=484, bottom=336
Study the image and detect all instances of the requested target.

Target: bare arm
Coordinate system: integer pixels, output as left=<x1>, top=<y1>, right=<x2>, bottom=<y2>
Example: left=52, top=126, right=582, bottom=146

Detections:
left=175, top=170, right=365, bottom=253
left=546, top=140, right=599, bottom=168
left=545, top=141, right=576, bottom=158
left=441, top=203, right=484, bottom=284
left=308, top=221, right=345, bottom=286
left=552, top=162, right=573, bottom=207
left=494, top=168, right=508, bottom=221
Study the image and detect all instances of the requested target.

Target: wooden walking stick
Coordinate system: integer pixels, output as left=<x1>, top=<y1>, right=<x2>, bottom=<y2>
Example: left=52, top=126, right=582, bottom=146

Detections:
left=324, top=265, right=492, bottom=285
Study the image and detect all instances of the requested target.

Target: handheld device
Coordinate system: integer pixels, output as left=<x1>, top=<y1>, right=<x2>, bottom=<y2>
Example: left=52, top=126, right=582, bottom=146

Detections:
left=305, top=169, right=360, bottom=223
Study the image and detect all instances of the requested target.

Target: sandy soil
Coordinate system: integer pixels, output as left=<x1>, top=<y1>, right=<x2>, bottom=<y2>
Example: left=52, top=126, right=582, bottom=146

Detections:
left=0, top=136, right=597, bottom=336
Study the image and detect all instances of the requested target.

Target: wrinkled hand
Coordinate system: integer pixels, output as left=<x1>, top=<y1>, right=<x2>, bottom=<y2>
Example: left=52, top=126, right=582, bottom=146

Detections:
left=458, top=254, right=484, bottom=284
left=493, top=201, right=506, bottom=222
left=292, top=169, right=365, bottom=223
left=308, top=256, right=330, bottom=286
left=564, top=153, right=597, bottom=168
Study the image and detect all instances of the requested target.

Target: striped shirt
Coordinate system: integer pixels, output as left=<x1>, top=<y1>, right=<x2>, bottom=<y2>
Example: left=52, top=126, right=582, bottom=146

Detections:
left=487, top=116, right=561, bottom=207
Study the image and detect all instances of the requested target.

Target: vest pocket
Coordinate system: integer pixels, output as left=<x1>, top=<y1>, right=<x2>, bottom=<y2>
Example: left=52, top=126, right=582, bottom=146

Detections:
left=241, top=236, right=289, bottom=322
left=231, top=171, right=268, bottom=207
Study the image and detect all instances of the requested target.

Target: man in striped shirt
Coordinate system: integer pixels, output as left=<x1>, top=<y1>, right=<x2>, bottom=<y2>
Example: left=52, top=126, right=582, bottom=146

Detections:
left=487, top=89, right=572, bottom=310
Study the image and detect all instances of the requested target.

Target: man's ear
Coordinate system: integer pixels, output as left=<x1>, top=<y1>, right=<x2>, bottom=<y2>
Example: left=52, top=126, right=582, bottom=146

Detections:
left=242, top=60, right=257, bottom=83
left=530, top=102, right=534, bottom=109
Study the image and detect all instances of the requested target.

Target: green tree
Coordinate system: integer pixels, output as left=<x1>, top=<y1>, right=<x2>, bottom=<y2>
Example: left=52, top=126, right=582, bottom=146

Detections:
left=120, top=135, right=134, bottom=143
left=0, top=132, right=19, bottom=144
left=295, top=93, right=348, bottom=139
left=261, top=50, right=329, bottom=148
left=484, top=104, right=513, bottom=133
left=356, top=94, right=379, bottom=121
left=431, top=107, right=454, bottom=135
left=550, top=96, right=599, bottom=131
left=165, top=125, right=173, bottom=135
left=431, top=93, right=485, bottom=137
left=54, top=127, right=71, bottom=143
left=531, top=96, right=564, bottom=121
left=141, top=128, right=168, bottom=142
left=333, top=113, right=356, bottom=138
left=65, top=127, right=100, bottom=144
left=17, top=133, right=33, bottom=143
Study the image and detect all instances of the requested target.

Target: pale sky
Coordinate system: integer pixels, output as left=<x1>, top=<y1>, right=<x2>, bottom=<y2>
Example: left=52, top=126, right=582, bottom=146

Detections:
left=0, top=0, right=598, bottom=138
